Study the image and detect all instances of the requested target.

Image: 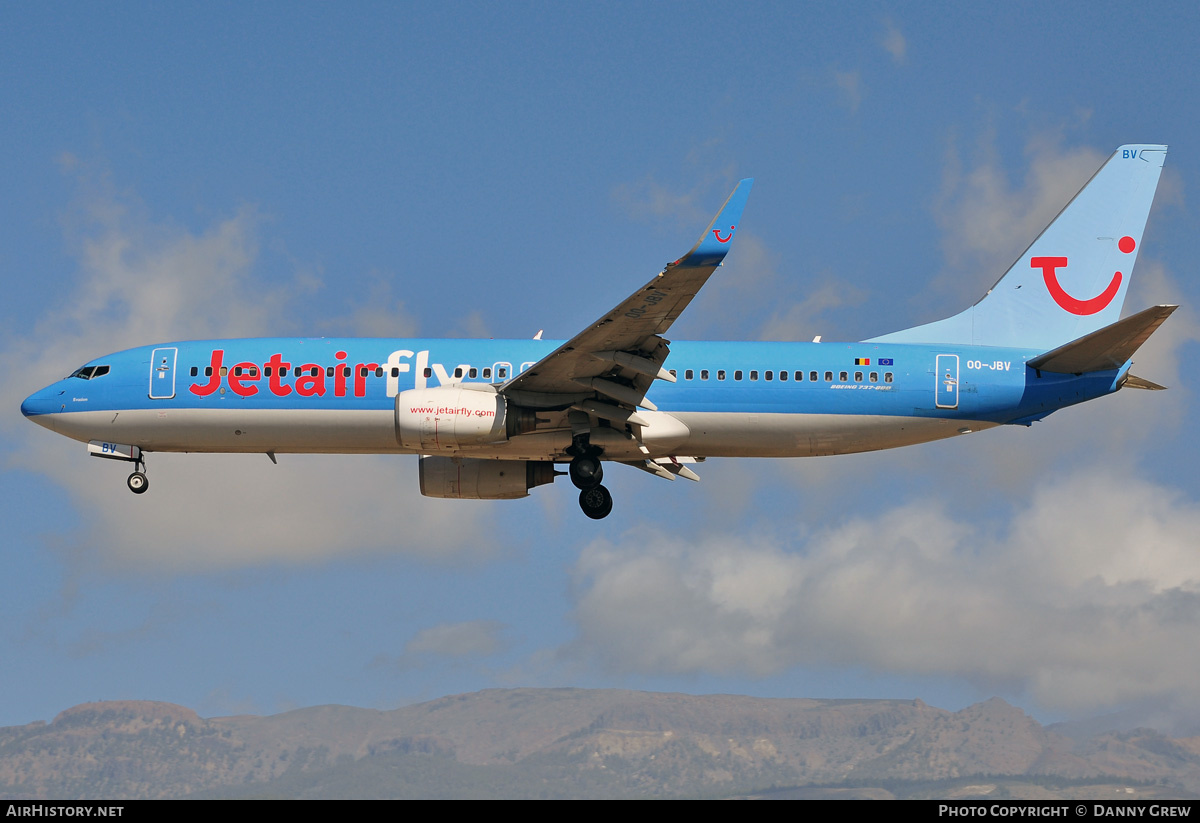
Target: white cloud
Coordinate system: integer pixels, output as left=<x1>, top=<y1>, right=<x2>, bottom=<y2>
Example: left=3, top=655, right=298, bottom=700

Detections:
left=833, top=70, right=863, bottom=113
left=21, top=450, right=491, bottom=573
left=570, top=466, right=1200, bottom=720
left=5, top=166, right=488, bottom=573
left=931, top=135, right=1107, bottom=309
left=406, top=620, right=507, bottom=657
left=612, top=167, right=742, bottom=230
left=758, top=278, right=868, bottom=342
left=319, top=270, right=421, bottom=338
left=881, top=20, right=907, bottom=64
left=612, top=176, right=711, bottom=227
left=685, top=232, right=781, bottom=338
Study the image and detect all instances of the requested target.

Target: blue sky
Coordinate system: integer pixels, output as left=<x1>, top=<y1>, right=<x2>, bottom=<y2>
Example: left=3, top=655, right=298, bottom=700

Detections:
left=4, top=1, right=1200, bottom=732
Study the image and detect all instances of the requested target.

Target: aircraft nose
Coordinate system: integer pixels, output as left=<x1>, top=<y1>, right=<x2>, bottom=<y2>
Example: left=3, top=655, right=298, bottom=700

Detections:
left=21, top=385, right=61, bottom=420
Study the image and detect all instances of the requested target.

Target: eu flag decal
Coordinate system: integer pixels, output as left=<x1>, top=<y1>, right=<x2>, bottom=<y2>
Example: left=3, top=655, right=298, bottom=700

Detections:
left=878, top=358, right=894, bottom=366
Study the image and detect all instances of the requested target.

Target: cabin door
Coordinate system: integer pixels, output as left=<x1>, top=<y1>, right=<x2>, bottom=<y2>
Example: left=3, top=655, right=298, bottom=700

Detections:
left=935, top=354, right=959, bottom=409
left=149, top=347, right=178, bottom=399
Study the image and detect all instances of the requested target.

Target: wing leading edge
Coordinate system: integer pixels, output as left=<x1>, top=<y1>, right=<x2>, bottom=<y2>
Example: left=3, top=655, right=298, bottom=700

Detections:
left=500, top=178, right=753, bottom=412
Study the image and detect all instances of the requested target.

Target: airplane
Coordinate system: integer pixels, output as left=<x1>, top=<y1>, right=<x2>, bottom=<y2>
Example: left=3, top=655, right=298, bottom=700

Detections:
left=21, top=144, right=1173, bottom=520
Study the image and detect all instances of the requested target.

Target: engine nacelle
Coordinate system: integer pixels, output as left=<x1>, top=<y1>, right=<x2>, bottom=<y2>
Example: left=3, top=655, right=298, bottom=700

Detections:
left=395, top=386, right=508, bottom=451
left=418, top=456, right=557, bottom=499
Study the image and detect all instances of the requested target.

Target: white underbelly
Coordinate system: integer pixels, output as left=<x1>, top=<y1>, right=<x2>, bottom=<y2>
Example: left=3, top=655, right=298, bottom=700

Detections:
left=41, top=408, right=995, bottom=458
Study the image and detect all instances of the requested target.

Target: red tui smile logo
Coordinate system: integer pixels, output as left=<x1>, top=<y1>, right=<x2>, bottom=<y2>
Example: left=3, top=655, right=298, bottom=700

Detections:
left=1032, top=236, right=1135, bottom=316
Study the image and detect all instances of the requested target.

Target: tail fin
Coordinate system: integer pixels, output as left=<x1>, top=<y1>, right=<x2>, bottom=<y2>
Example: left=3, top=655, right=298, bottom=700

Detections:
left=869, top=144, right=1167, bottom=350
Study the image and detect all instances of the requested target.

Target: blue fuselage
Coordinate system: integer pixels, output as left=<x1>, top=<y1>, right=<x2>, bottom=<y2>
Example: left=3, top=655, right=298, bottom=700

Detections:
left=21, top=337, right=1122, bottom=460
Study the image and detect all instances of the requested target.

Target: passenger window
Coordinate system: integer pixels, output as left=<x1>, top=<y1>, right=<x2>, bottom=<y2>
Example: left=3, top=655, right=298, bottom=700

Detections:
left=717, top=370, right=726, bottom=380
left=342, top=366, right=351, bottom=377
left=469, top=367, right=478, bottom=378
left=870, top=372, right=878, bottom=383
left=497, top=367, right=507, bottom=379
left=765, top=371, right=773, bottom=381
left=669, top=369, right=677, bottom=378
left=423, top=367, right=432, bottom=378
left=294, top=367, right=303, bottom=377
left=685, top=369, right=694, bottom=380
left=219, top=366, right=228, bottom=377
left=700, top=369, right=709, bottom=380
left=840, top=371, right=848, bottom=382
left=327, top=367, right=335, bottom=378
left=205, top=367, right=213, bottom=377
left=483, top=367, right=492, bottom=379
left=795, top=370, right=803, bottom=381
left=824, top=371, right=833, bottom=382
left=810, top=371, right=818, bottom=382
left=885, top=372, right=894, bottom=383
left=779, top=370, right=787, bottom=381
left=735, top=370, right=743, bottom=380
left=234, top=367, right=244, bottom=376
left=391, top=367, right=400, bottom=377
left=454, top=367, right=463, bottom=378
left=375, top=367, right=384, bottom=378
left=190, top=367, right=198, bottom=377
left=750, top=370, right=758, bottom=381
left=855, top=371, right=862, bottom=382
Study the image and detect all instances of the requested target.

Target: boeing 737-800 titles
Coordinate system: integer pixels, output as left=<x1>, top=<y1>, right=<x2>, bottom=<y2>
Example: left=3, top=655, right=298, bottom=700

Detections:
left=21, top=145, right=1174, bottom=519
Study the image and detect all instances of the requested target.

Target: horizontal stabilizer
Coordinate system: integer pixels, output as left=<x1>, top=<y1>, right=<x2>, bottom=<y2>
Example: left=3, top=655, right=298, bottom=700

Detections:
left=1027, top=304, right=1177, bottom=374
left=1122, top=374, right=1168, bottom=391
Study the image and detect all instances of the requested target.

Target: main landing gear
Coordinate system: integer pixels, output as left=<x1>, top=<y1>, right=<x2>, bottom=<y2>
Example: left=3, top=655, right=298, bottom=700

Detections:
left=568, top=440, right=612, bottom=519
left=578, top=484, right=613, bottom=520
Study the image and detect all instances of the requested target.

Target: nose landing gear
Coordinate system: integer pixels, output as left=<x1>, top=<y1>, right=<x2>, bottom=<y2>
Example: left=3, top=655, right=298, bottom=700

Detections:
left=127, top=469, right=149, bottom=494
left=86, top=441, right=151, bottom=495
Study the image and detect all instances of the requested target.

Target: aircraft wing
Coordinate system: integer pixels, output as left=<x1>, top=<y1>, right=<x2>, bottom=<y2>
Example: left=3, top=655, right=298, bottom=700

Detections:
left=499, top=179, right=753, bottom=410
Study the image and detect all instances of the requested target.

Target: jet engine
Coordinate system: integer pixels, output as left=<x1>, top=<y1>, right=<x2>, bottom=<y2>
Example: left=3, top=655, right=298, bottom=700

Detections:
left=418, top=456, right=557, bottom=499
left=395, top=386, right=540, bottom=451
left=395, top=386, right=503, bottom=450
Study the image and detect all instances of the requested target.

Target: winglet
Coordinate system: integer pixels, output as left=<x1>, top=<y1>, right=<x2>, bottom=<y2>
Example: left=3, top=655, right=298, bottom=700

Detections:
left=667, top=178, right=754, bottom=269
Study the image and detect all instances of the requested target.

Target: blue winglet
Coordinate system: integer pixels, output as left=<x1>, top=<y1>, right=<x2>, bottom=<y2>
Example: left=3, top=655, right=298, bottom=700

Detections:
left=668, top=178, right=754, bottom=269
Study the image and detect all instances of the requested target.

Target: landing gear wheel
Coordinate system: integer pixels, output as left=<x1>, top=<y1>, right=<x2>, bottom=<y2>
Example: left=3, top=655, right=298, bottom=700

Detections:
left=578, top=484, right=613, bottom=520
left=127, top=471, right=149, bottom=494
left=569, top=454, right=603, bottom=489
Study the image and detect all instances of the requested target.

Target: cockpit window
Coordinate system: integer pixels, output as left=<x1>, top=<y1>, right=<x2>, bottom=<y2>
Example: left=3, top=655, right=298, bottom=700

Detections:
left=69, top=365, right=110, bottom=380
left=70, top=367, right=93, bottom=380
